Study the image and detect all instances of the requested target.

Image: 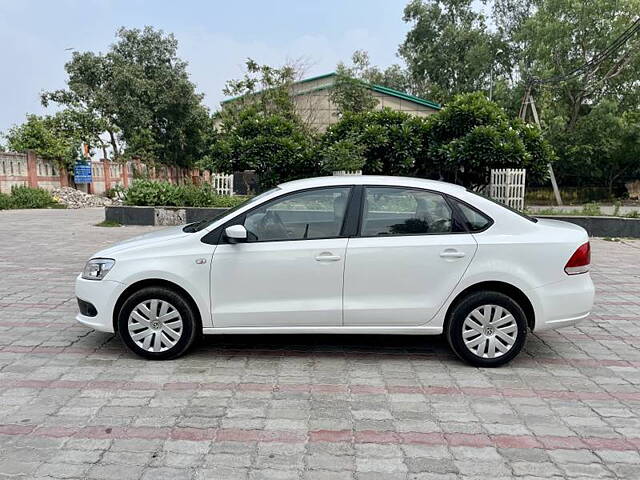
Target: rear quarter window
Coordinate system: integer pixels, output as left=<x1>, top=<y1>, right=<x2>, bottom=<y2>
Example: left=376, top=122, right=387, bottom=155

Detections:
left=451, top=199, right=493, bottom=232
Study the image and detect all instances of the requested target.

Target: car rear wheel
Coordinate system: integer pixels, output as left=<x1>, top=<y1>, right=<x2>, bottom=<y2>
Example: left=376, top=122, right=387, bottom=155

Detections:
left=446, top=291, right=527, bottom=367
left=118, top=286, right=198, bottom=360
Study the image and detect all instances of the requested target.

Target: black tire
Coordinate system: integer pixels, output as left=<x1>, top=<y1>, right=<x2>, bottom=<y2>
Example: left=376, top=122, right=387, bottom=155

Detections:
left=118, top=286, right=198, bottom=360
left=446, top=291, right=527, bottom=367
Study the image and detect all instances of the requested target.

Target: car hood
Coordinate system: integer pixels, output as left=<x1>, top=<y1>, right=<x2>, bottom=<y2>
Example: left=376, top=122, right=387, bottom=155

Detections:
left=93, top=225, right=190, bottom=258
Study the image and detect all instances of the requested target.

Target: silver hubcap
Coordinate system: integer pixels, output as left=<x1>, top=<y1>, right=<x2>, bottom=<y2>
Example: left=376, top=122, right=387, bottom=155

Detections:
left=462, top=304, right=518, bottom=359
left=127, top=299, right=183, bottom=353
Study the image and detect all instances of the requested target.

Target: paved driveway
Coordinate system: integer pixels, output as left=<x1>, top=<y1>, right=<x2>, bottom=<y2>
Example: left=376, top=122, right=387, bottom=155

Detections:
left=0, top=208, right=639, bottom=479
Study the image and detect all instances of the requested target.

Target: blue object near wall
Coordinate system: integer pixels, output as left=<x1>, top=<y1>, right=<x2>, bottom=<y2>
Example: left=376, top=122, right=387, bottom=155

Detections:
left=74, top=163, right=92, bottom=184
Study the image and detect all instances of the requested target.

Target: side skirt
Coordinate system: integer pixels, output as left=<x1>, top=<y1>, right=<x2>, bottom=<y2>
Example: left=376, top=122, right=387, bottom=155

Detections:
left=202, top=326, right=443, bottom=335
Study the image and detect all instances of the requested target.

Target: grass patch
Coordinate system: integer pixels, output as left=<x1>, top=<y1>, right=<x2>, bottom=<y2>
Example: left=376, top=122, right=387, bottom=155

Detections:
left=95, top=220, right=122, bottom=227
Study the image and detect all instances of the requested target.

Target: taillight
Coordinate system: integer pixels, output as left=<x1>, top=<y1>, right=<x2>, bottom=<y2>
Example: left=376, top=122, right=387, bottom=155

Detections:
left=565, top=242, right=591, bottom=275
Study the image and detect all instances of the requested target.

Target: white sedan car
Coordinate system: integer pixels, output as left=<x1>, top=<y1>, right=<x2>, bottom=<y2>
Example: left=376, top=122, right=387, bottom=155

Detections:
left=76, top=176, right=594, bottom=367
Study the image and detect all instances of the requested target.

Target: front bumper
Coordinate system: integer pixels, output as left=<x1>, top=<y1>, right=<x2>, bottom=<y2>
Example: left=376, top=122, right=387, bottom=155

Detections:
left=75, top=275, right=126, bottom=333
left=530, top=273, right=595, bottom=331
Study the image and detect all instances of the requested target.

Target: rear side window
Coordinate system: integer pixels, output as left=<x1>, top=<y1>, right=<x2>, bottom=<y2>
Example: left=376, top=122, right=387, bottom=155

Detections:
left=451, top=199, right=492, bottom=232
left=361, top=187, right=463, bottom=236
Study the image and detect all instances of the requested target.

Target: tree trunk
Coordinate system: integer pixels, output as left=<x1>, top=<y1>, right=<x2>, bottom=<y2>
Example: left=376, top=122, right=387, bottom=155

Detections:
left=108, top=130, right=120, bottom=159
left=567, top=94, right=584, bottom=130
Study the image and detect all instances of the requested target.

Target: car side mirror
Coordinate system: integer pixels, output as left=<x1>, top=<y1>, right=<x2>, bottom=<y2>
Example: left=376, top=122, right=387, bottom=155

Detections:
left=225, top=224, right=248, bottom=243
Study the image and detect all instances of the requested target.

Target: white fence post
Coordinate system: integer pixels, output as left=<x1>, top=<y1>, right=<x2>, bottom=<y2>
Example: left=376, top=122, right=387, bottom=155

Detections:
left=332, top=170, right=363, bottom=176
left=210, top=173, right=234, bottom=196
left=490, top=168, right=526, bottom=210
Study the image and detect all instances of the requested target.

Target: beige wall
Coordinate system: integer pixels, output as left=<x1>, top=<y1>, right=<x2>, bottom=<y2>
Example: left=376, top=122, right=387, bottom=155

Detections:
left=292, top=76, right=438, bottom=132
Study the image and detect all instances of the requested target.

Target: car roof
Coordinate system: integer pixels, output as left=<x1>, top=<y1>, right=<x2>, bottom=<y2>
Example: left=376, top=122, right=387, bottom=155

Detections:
left=278, top=175, right=467, bottom=195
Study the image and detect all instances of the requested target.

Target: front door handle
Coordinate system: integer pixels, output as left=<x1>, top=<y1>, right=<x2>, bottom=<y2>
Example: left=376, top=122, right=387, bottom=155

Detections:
left=315, top=252, right=341, bottom=262
left=440, top=249, right=466, bottom=259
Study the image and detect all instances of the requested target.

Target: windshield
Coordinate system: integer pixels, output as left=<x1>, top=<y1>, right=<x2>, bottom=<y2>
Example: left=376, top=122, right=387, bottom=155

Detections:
left=183, top=187, right=280, bottom=233
left=467, top=190, right=538, bottom=223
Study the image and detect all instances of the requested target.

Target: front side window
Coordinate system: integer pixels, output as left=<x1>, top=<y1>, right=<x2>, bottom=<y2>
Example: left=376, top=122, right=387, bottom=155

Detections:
left=244, top=187, right=352, bottom=242
left=361, top=187, right=460, bottom=236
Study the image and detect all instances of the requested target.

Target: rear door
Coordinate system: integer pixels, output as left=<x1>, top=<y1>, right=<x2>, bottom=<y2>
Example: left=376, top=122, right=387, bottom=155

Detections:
left=343, top=186, right=477, bottom=326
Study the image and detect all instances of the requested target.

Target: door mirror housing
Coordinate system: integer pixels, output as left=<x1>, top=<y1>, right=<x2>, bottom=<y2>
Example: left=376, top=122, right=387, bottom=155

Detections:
left=225, top=224, right=248, bottom=243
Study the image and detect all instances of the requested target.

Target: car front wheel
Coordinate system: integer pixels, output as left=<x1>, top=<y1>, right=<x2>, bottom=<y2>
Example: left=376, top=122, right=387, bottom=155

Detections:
left=118, top=286, right=198, bottom=360
left=446, top=291, right=527, bottom=367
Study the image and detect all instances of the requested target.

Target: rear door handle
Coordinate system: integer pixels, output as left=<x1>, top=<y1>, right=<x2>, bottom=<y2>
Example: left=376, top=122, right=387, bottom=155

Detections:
left=315, top=252, right=341, bottom=262
left=440, top=249, right=466, bottom=259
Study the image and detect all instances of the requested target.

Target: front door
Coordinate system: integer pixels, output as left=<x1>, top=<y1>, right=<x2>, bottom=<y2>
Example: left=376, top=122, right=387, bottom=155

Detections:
left=343, top=186, right=477, bottom=326
left=211, top=186, right=353, bottom=328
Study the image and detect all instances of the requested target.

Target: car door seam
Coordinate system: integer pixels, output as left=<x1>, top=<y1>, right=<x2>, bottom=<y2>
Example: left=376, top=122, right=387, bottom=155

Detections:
left=341, top=237, right=350, bottom=327
left=420, top=235, right=480, bottom=326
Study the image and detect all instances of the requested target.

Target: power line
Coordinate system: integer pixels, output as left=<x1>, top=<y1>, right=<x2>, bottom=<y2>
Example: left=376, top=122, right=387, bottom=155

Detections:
left=531, top=17, right=640, bottom=86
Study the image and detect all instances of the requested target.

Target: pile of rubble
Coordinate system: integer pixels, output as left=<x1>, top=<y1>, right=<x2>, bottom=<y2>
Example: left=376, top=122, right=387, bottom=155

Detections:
left=51, top=187, right=122, bottom=209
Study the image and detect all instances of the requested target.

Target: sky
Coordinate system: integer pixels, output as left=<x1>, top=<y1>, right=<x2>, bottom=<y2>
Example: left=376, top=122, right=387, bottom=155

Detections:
left=0, top=0, right=416, bottom=134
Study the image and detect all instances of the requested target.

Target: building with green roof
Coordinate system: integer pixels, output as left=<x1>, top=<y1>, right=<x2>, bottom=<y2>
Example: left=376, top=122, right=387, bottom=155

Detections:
left=221, top=72, right=441, bottom=132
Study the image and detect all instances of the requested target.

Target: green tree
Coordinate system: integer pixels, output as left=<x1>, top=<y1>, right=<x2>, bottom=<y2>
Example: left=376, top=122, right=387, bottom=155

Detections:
left=205, top=60, right=319, bottom=189
left=399, top=0, right=508, bottom=102
left=4, top=114, right=79, bottom=167
left=347, top=51, right=414, bottom=93
left=328, top=64, right=378, bottom=115
left=207, top=107, right=318, bottom=190
left=43, top=26, right=210, bottom=167
left=322, top=109, right=430, bottom=176
left=320, top=138, right=366, bottom=173
left=42, top=51, right=121, bottom=159
left=508, top=0, right=640, bottom=129
left=329, top=50, right=416, bottom=115
left=551, top=100, right=640, bottom=194
left=221, top=58, right=298, bottom=118
left=426, top=92, right=554, bottom=188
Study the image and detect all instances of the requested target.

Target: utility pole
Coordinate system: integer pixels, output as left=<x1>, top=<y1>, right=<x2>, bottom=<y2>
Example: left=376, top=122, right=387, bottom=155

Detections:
left=519, top=85, right=563, bottom=206
left=489, top=49, right=503, bottom=102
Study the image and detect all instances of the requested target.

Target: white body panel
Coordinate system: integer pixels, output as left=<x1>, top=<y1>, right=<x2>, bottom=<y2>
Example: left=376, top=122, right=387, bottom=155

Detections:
left=74, top=175, right=594, bottom=338
left=343, top=234, right=477, bottom=325
left=211, top=239, right=347, bottom=327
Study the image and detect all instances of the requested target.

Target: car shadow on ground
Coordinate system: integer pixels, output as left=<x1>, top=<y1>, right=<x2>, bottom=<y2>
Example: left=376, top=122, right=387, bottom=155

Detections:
left=88, top=329, right=546, bottom=364
left=193, top=333, right=453, bottom=358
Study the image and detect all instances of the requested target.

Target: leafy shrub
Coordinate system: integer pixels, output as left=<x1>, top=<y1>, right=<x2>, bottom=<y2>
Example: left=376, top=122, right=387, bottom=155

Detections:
left=104, top=185, right=125, bottom=200
left=175, top=184, right=219, bottom=208
left=124, top=180, right=250, bottom=208
left=123, top=180, right=181, bottom=206
left=10, top=186, right=56, bottom=209
left=0, top=193, right=13, bottom=210
left=321, top=138, right=365, bottom=173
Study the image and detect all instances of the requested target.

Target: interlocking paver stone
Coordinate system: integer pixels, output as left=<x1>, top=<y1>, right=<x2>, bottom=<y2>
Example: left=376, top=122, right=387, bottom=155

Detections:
left=0, top=208, right=639, bottom=479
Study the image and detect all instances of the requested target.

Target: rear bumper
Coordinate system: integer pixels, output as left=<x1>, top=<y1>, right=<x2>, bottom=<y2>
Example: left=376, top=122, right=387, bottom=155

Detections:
left=75, top=275, right=126, bottom=333
left=530, top=273, right=595, bottom=331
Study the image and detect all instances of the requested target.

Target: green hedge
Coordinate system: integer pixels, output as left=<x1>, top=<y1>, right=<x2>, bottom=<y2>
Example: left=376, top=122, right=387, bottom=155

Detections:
left=0, top=186, right=59, bottom=210
left=123, top=180, right=249, bottom=208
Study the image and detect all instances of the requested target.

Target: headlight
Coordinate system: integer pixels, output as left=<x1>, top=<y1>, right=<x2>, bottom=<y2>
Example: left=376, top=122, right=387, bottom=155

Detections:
left=82, top=258, right=115, bottom=281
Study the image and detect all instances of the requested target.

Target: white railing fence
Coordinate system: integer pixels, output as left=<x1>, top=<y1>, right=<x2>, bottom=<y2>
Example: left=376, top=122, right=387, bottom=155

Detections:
left=211, top=173, right=234, bottom=195
left=490, top=168, right=526, bottom=211
left=332, top=170, right=363, bottom=176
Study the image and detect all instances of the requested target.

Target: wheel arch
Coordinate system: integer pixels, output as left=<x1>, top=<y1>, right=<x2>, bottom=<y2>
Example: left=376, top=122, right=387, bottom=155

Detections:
left=444, top=281, right=536, bottom=331
left=112, top=278, right=203, bottom=333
